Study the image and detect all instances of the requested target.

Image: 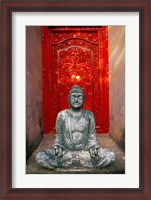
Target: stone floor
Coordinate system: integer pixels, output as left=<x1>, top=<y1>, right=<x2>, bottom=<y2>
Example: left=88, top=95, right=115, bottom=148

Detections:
left=26, top=134, right=125, bottom=174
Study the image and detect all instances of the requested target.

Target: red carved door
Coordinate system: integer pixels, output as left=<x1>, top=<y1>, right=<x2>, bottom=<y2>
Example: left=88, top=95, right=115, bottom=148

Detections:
left=42, top=26, right=109, bottom=134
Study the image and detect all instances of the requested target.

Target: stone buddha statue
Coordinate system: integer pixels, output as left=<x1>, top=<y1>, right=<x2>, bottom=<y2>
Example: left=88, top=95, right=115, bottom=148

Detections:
left=36, top=85, right=116, bottom=170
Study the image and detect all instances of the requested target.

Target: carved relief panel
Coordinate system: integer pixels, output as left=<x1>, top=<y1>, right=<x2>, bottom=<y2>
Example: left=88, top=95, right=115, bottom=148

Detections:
left=42, top=26, right=109, bottom=133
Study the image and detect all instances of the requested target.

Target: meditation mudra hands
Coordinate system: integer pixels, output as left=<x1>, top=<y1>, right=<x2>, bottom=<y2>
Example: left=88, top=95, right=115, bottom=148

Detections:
left=89, top=146, right=99, bottom=157
left=52, top=145, right=63, bottom=157
left=52, top=145, right=99, bottom=158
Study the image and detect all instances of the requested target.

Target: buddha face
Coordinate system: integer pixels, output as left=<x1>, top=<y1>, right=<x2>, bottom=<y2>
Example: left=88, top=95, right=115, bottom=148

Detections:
left=69, top=92, right=84, bottom=109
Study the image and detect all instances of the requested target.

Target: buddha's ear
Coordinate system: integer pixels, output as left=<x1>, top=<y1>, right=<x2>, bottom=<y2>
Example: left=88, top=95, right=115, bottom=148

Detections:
left=82, top=93, right=85, bottom=101
left=67, top=94, right=71, bottom=105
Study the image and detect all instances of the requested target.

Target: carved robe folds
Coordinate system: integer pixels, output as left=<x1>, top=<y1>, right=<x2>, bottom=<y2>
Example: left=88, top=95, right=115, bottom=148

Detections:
left=36, top=109, right=116, bottom=169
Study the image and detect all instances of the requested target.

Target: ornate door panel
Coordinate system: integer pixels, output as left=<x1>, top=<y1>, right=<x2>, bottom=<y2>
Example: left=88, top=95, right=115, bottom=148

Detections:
left=42, top=27, right=109, bottom=134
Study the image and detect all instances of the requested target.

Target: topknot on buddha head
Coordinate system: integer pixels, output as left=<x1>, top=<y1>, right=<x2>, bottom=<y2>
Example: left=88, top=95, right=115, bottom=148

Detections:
left=68, top=85, right=84, bottom=96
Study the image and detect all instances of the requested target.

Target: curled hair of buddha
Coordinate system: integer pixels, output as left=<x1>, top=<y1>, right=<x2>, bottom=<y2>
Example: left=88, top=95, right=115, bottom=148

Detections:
left=68, top=85, right=84, bottom=96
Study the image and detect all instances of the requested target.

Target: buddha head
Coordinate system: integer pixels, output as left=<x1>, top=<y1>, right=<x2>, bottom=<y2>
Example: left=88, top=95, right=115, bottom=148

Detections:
left=68, top=85, right=84, bottom=109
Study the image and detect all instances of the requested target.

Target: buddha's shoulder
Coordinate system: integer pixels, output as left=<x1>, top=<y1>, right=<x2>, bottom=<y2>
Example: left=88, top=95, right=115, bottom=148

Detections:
left=57, top=109, right=70, bottom=118
left=82, top=109, right=94, bottom=118
left=57, top=108, right=94, bottom=119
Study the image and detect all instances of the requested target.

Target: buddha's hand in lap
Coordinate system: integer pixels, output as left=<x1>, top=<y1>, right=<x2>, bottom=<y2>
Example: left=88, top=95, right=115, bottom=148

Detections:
left=52, top=146, right=63, bottom=157
left=89, top=146, right=99, bottom=158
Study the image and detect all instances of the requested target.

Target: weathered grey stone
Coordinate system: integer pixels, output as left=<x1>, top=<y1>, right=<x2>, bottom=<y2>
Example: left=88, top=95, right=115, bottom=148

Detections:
left=27, top=134, right=125, bottom=174
left=35, top=85, right=116, bottom=171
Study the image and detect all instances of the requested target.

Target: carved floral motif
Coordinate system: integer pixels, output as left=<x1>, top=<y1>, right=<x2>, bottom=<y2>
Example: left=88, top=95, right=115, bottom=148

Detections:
left=53, top=32, right=98, bottom=44
left=42, top=26, right=109, bottom=133
left=54, top=38, right=97, bottom=113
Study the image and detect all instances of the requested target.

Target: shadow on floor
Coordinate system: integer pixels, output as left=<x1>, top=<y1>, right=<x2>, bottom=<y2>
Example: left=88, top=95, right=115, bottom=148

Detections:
left=26, top=134, right=125, bottom=174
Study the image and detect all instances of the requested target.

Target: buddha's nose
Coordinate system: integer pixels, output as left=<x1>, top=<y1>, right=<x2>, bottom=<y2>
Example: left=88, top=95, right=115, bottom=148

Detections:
left=75, top=97, right=78, bottom=102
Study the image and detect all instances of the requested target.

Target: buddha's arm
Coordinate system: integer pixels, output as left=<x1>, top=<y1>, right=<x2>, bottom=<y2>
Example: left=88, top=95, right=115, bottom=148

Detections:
left=52, top=112, right=65, bottom=149
left=87, top=113, right=100, bottom=149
